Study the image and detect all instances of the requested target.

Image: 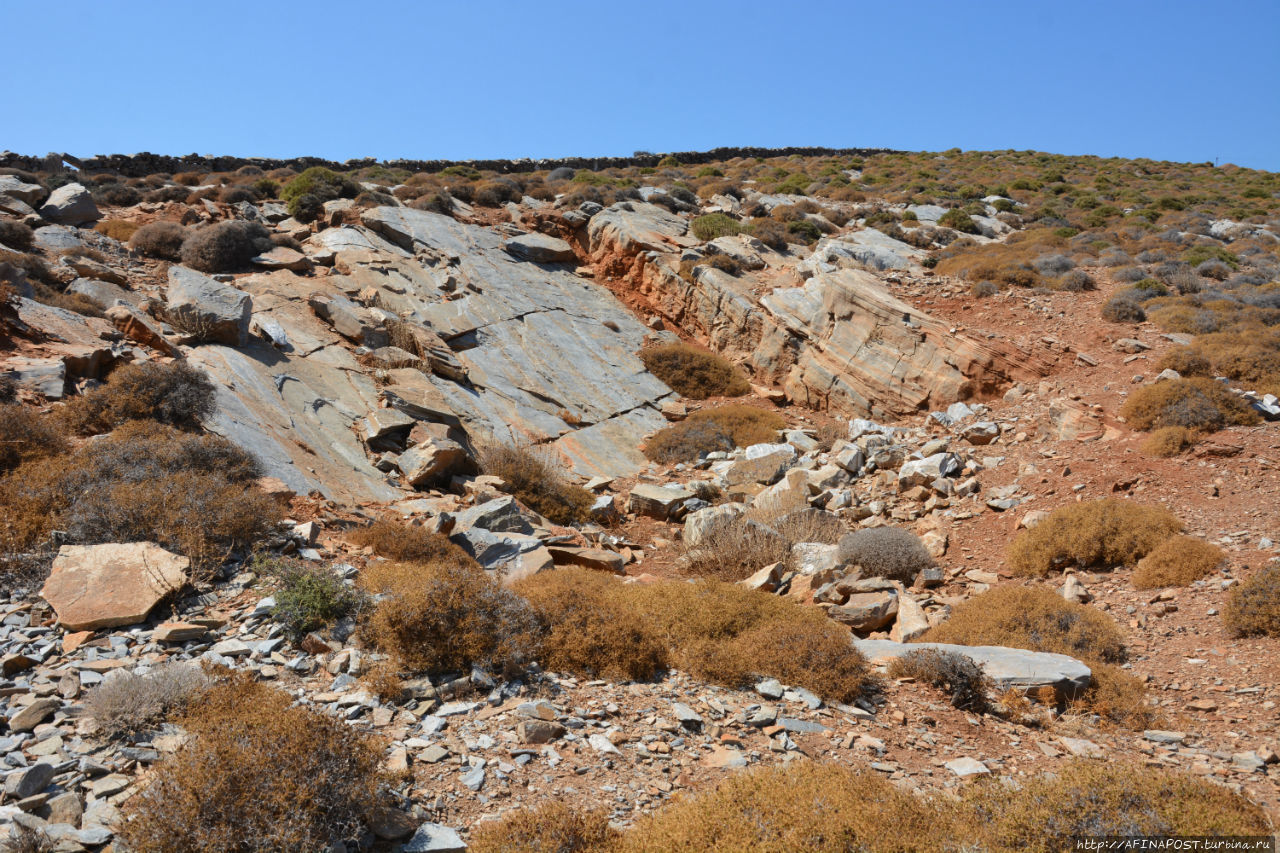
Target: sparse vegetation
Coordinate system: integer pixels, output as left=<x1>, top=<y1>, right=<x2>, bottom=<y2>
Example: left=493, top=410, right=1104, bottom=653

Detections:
left=0, top=404, right=66, bottom=474
left=837, top=527, right=933, bottom=583
left=640, top=342, right=750, bottom=400
left=887, top=648, right=990, bottom=711
left=1132, top=535, right=1224, bottom=589
left=1006, top=499, right=1182, bottom=576
left=119, top=673, right=385, bottom=853
left=1222, top=563, right=1280, bottom=638
left=266, top=560, right=365, bottom=640
left=86, top=661, right=210, bottom=739
left=476, top=443, right=594, bottom=525
left=643, top=404, right=784, bottom=463
left=470, top=802, right=618, bottom=853
left=61, top=360, right=216, bottom=435
left=347, top=519, right=464, bottom=564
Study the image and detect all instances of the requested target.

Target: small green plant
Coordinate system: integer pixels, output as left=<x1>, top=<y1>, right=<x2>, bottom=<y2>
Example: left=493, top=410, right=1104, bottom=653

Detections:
left=938, top=208, right=980, bottom=233
left=281, top=167, right=359, bottom=222
left=267, top=560, right=365, bottom=640
left=690, top=213, right=743, bottom=241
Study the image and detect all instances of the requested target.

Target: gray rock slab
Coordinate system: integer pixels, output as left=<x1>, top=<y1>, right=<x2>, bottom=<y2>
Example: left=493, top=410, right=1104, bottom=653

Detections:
left=854, top=639, right=1092, bottom=696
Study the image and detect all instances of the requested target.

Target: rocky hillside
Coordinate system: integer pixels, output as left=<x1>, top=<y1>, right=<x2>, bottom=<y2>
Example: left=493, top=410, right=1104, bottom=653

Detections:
left=0, top=149, right=1277, bottom=851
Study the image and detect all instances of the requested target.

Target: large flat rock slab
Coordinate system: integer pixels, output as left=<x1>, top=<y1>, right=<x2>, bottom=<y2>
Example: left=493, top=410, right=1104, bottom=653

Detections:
left=41, top=543, right=189, bottom=631
left=854, top=638, right=1092, bottom=696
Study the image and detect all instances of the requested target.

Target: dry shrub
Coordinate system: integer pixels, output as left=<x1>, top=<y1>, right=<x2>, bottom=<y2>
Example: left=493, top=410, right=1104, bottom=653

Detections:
left=0, top=404, right=66, bottom=474
left=631, top=579, right=872, bottom=702
left=1121, top=377, right=1260, bottom=431
left=0, top=221, right=35, bottom=252
left=129, top=221, right=186, bottom=260
left=1222, top=563, right=1280, bottom=638
left=119, top=673, right=384, bottom=853
left=469, top=801, right=618, bottom=853
left=1006, top=498, right=1182, bottom=576
left=85, top=661, right=210, bottom=739
left=1, top=825, right=53, bottom=853
left=1132, top=535, right=1224, bottom=588
left=1141, top=425, right=1197, bottom=456
left=1156, top=347, right=1212, bottom=376
left=681, top=510, right=842, bottom=582
left=346, top=519, right=464, bottom=564
left=1080, top=662, right=1157, bottom=730
left=179, top=220, right=272, bottom=272
left=1102, top=294, right=1146, bottom=323
left=476, top=443, right=594, bottom=525
left=643, top=404, right=785, bottom=463
left=922, top=585, right=1127, bottom=665
left=837, top=527, right=932, bottom=583
left=361, top=662, right=407, bottom=704
left=957, top=760, right=1270, bottom=851
left=360, top=559, right=539, bottom=677
left=640, top=343, right=750, bottom=400
left=0, top=421, right=276, bottom=578
left=93, top=219, right=139, bottom=243
left=514, top=568, right=666, bottom=682
left=60, top=360, right=216, bottom=435
left=887, top=648, right=990, bottom=712
left=618, top=761, right=942, bottom=853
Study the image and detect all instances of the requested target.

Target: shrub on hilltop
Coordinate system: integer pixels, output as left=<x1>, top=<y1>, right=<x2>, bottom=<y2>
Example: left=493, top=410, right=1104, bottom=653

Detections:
left=281, top=167, right=360, bottom=222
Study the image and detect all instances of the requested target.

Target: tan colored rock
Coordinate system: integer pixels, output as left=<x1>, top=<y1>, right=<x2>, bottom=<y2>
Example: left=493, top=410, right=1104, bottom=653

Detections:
left=105, top=305, right=176, bottom=356
left=890, top=592, right=930, bottom=642
left=41, top=543, right=189, bottom=631
left=8, top=698, right=59, bottom=732
left=828, top=591, right=898, bottom=632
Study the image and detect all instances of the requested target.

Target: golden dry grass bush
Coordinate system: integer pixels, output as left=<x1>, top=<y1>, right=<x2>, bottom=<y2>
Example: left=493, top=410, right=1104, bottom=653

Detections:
left=93, top=219, right=139, bottom=243
left=1132, top=535, right=1225, bottom=589
left=119, top=673, right=385, bottom=853
left=1141, top=425, right=1198, bottom=456
left=1222, top=563, right=1280, bottom=638
left=617, top=761, right=943, bottom=853
left=643, top=404, right=784, bottom=463
left=639, top=343, right=750, bottom=400
left=922, top=585, right=1128, bottom=664
left=934, top=227, right=1068, bottom=286
left=346, top=518, right=466, bottom=564
left=476, top=443, right=594, bottom=525
left=513, top=568, right=666, bottom=682
left=1006, top=498, right=1182, bottom=576
left=469, top=802, right=619, bottom=853
left=361, top=661, right=407, bottom=704
left=360, top=559, right=539, bottom=676
left=0, top=404, right=66, bottom=474
left=1120, top=377, right=1260, bottom=431
left=957, top=759, right=1271, bottom=851
left=61, top=360, right=216, bottom=435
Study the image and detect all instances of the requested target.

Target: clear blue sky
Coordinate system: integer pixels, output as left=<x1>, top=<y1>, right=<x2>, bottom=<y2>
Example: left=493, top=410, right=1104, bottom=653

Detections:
left=5, top=0, right=1278, bottom=170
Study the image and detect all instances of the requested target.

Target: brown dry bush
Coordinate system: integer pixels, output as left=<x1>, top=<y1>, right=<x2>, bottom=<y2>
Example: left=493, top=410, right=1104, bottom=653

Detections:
left=346, top=519, right=466, bottom=564
left=361, top=661, right=407, bottom=704
left=957, top=759, right=1270, bottom=851
left=1132, top=535, right=1224, bottom=588
left=119, top=674, right=385, bottom=853
left=837, top=526, right=933, bottom=583
left=639, top=343, right=750, bottom=400
left=60, top=360, right=216, bottom=435
left=179, top=220, right=272, bottom=272
left=630, top=579, right=873, bottom=703
left=361, top=559, right=540, bottom=676
left=643, top=404, right=785, bottom=463
left=681, top=509, right=843, bottom=582
left=469, top=801, right=618, bottom=853
left=85, top=661, right=210, bottom=739
left=887, top=648, right=990, bottom=712
left=1006, top=498, right=1182, bottom=576
left=1141, top=425, right=1197, bottom=456
left=129, top=221, right=186, bottom=260
left=1121, top=377, right=1260, bottom=431
left=0, top=221, right=35, bottom=252
left=0, top=404, right=66, bottom=474
left=513, top=568, right=667, bottom=682
left=923, top=585, right=1128, bottom=664
left=1156, top=347, right=1212, bottom=376
left=1222, top=563, right=1280, bottom=637
left=476, top=443, right=594, bottom=525
left=617, top=761, right=943, bottom=853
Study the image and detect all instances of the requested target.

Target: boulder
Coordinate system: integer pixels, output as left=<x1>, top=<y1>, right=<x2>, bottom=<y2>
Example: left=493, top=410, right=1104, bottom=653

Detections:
left=40, top=543, right=190, bottom=631
left=961, top=422, right=999, bottom=446
left=889, top=593, right=930, bottom=642
left=898, top=453, right=960, bottom=489
left=166, top=265, right=252, bottom=346
left=828, top=591, right=899, bottom=631
left=505, top=233, right=575, bottom=263
left=39, top=183, right=99, bottom=225
left=547, top=546, right=625, bottom=574
left=725, top=444, right=795, bottom=486
left=854, top=639, right=1093, bottom=696
left=403, top=822, right=467, bottom=853
left=629, top=483, right=694, bottom=519
left=683, top=504, right=745, bottom=547
left=399, top=438, right=468, bottom=487
left=0, top=174, right=46, bottom=207
left=251, top=246, right=312, bottom=271
left=455, top=496, right=533, bottom=535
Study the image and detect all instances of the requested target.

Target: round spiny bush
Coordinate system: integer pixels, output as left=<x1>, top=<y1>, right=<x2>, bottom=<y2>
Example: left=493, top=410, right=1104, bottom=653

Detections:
left=837, top=526, right=933, bottom=583
left=938, top=207, right=979, bottom=234
left=0, top=220, right=34, bottom=252
left=268, top=561, right=365, bottom=641
left=1222, top=563, right=1280, bottom=638
left=289, top=192, right=323, bottom=223
left=923, top=584, right=1128, bottom=665
left=475, top=443, right=594, bottom=525
left=747, top=217, right=789, bottom=251
left=971, top=280, right=999, bottom=298
left=129, top=221, right=187, bottom=260
left=0, top=405, right=66, bottom=474
left=1156, top=348, right=1211, bottom=377
left=281, top=167, right=359, bottom=221
left=1006, top=498, right=1182, bottom=576
left=179, top=220, right=273, bottom=272
left=119, top=674, right=385, bottom=853
left=1102, top=294, right=1146, bottom=323
left=1057, top=269, right=1095, bottom=291
left=1132, top=535, right=1224, bottom=589
left=640, top=343, right=750, bottom=400
left=60, top=360, right=216, bottom=435
left=1120, top=377, right=1260, bottom=432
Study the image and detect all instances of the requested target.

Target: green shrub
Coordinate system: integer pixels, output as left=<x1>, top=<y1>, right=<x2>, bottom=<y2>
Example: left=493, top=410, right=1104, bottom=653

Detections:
left=690, top=213, right=743, bottom=242
left=938, top=208, right=980, bottom=233
left=786, top=219, right=822, bottom=243
left=268, top=560, right=365, bottom=640
left=1182, top=245, right=1238, bottom=270
left=281, top=167, right=359, bottom=221
left=640, top=343, right=750, bottom=400
left=1007, top=498, right=1182, bottom=576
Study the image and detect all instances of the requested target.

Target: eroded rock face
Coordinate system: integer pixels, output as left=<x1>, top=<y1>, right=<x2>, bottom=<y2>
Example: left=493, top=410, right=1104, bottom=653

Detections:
left=586, top=202, right=1052, bottom=419
left=41, top=543, right=189, bottom=631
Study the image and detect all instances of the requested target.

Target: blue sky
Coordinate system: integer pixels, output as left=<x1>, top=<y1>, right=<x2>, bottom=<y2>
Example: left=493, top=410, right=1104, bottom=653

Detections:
left=5, top=0, right=1278, bottom=170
